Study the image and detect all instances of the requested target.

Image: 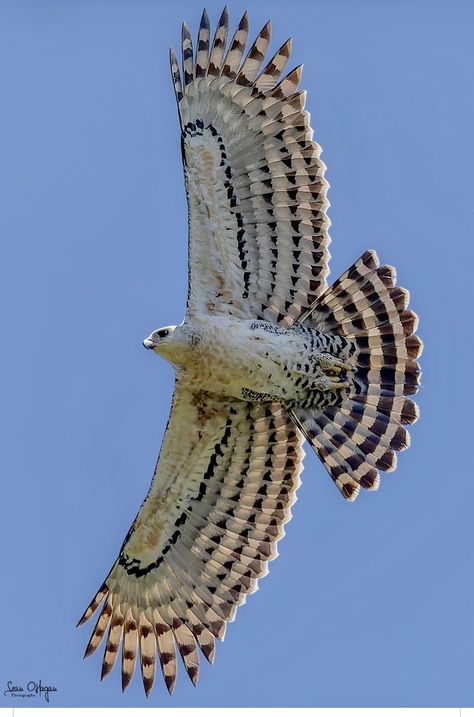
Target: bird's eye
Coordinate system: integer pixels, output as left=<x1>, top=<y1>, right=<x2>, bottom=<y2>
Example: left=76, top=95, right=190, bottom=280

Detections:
left=157, top=329, right=169, bottom=339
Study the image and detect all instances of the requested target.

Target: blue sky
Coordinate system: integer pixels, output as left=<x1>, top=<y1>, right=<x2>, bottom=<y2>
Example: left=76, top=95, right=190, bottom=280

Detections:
left=1, top=0, right=473, bottom=708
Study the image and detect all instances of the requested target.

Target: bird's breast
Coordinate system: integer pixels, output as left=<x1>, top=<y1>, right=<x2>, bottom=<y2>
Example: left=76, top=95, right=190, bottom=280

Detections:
left=180, top=317, right=297, bottom=402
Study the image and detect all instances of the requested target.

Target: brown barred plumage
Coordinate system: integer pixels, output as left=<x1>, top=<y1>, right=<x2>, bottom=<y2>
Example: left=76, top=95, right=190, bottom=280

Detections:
left=78, top=393, right=304, bottom=695
left=292, top=251, right=422, bottom=500
left=79, top=8, right=421, bottom=697
left=170, top=8, right=330, bottom=324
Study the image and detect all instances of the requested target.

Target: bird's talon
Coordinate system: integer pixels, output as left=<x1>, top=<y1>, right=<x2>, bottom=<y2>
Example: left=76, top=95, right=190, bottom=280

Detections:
left=331, top=379, right=350, bottom=390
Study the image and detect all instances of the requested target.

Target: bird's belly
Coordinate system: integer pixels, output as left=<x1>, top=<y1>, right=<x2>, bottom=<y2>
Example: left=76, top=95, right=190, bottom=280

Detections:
left=180, top=317, right=354, bottom=408
left=205, top=356, right=288, bottom=403
left=184, top=321, right=296, bottom=403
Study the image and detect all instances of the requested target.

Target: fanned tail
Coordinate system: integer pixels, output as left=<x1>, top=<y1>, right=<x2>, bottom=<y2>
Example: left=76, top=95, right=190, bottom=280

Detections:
left=291, top=250, right=422, bottom=500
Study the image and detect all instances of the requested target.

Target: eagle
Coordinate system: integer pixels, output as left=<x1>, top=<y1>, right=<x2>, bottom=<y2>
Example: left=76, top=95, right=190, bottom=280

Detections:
left=78, top=8, right=422, bottom=697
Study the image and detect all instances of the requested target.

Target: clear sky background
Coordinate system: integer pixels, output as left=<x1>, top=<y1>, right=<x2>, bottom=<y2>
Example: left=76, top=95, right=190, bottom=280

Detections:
left=1, top=0, right=473, bottom=709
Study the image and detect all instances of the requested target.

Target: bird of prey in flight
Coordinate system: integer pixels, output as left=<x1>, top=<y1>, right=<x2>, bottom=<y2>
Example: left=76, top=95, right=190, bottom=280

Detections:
left=78, top=7, right=422, bottom=697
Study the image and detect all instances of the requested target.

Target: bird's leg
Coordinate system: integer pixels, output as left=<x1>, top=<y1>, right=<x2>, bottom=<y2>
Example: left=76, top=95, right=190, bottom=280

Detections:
left=314, top=353, right=351, bottom=373
left=312, top=375, right=350, bottom=391
left=311, top=352, right=352, bottom=391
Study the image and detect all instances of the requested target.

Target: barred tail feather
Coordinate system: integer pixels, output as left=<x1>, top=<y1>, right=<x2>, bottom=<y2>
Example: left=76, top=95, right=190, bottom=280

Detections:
left=292, top=250, right=422, bottom=500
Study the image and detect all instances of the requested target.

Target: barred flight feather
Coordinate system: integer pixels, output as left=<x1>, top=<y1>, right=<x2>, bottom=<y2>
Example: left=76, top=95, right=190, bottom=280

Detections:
left=169, top=8, right=330, bottom=325
left=78, top=387, right=304, bottom=694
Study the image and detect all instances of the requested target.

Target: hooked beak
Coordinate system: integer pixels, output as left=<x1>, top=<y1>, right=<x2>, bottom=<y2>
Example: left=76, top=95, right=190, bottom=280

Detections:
left=143, top=338, right=156, bottom=350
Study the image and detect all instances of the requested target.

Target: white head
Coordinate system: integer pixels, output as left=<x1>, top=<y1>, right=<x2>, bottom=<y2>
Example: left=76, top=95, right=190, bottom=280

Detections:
left=143, top=325, right=177, bottom=353
left=143, top=324, right=193, bottom=365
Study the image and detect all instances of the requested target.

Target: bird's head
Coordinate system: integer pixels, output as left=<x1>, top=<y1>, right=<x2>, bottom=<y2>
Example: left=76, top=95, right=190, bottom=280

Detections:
left=143, top=324, right=195, bottom=366
left=143, top=325, right=177, bottom=354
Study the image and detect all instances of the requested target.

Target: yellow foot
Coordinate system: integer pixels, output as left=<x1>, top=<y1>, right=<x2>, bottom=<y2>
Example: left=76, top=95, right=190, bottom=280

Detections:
left=314, top=353, right=352, bottom=374
left=313, top=375, right=351, bottom=392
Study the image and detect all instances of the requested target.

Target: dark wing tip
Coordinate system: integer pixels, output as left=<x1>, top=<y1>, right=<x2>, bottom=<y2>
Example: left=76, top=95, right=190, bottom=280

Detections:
left=76, top=582, right=108, bottom=627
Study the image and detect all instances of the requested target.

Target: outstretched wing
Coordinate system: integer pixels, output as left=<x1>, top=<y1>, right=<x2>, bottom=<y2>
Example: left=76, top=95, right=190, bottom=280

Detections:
left=171, top=8, right=331, bottom=326
left=78, top=382, right=304, bottom=695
